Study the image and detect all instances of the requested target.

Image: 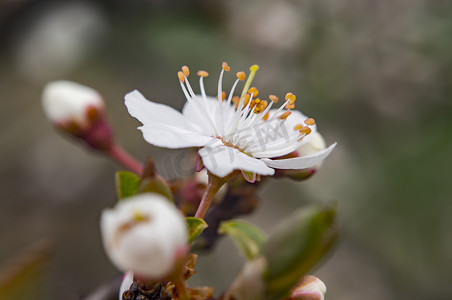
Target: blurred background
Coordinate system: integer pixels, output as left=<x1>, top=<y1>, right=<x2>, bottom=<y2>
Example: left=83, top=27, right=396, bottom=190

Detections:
left=0, top=0, right=451, bottom=299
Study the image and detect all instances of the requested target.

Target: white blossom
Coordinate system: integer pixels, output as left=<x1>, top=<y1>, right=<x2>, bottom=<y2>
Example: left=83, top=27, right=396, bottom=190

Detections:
left=101, top=193, right=187, bottom=278
left=125, top=63, right=336, bottom=179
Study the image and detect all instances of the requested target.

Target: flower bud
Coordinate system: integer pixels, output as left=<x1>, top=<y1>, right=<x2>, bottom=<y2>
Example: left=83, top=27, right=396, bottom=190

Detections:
left=289, top=275, right=327, bottom=300
left=42, top=80, right=114, bottom=150
left=101, top=193, right=187, bottom=279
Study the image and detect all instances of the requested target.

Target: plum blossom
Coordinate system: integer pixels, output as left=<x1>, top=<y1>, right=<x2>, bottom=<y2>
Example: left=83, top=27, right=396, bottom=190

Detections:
left=125, top=63, right=336, bottom=180
left=100, top=193, right=187, bottom=279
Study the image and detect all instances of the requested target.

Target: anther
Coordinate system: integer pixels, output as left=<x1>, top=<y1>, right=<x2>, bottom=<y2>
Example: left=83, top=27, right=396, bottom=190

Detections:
left=285, top=103, right=295, bottom=110
left=236, top=72, right=246, bottom=81
left=285, top=92, right=296, bottom=104
left=299, top=126, right=312, bottom=135
left=248, top=87, right=259, bottom=97
left=279, top=111, right=292, bottom=120
left=222, top=62, right=231, bottom=72
left=304, top=118, right=316, bottom=126
left=178, top=71, right=185, bottom=83
left=294, top=124, right=303, bottom=131
left=262, top=112, right=269, bottom=120
left=197, top=70, right=209, bottom=77
left=182, top=66, right=190, bottom=77
left=217, top=91, right=226, bottom=101
left=269, top=95, right=279, bottom=103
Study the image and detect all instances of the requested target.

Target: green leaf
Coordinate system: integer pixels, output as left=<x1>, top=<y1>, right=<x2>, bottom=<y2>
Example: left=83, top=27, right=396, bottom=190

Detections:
left=262, top=205, right=338, bottom=300
left=115, top=171, right=140, bottom=200
left=186, top=217, right=208, bottom=243
left=138, top=177, right=173, bottom=201
left=219, top=220, right=267, bottom=260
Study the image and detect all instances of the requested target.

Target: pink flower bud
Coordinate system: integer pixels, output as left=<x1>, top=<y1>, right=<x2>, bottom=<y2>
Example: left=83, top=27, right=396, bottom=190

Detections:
left=289, top=275, right=327, bottom=300
left=42, top=80, right=114, bottom=150
left=101, top=193, right=187, bottom=279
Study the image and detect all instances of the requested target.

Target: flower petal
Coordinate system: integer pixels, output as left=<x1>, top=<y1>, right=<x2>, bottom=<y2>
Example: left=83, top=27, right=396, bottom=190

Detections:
left=198, top=141, right=275, bottom=177
left=261, top=143, right=336, bottom=170
left=125, top=90, right=211, bottom=148
left=118, top=271, right=134, bottom=300
left=139, top=123, right=213, bottom=148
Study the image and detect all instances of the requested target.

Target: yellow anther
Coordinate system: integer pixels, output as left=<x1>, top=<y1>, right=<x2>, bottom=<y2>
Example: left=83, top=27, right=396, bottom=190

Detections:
left=242, top=94, right=251, bottom=106
left=299, top=126, right=312, bottom=135
left=241, top=64, right=260, bottom=96
left=222, top=62, right=230, bottom=72
left=181, top=66, right=190, bottom=77
left=197, top=70, right=209, bottom=77
left=285, top=92, right=296, bottom=104
left=294, top=124, right=303, bottom=131
left=262, top=112, right=269, bottom=120
left=236, top=72, right=246, bottom=81
left=285, top=103, right=295, bottom=110
left=178, top=71, right=185, bottom=83
left=253, top=106, right=261, bottom=114
left=279, top=111, right=292, bottom=120
left=269, top=95, right=279, bottom=103
left=261, top=100, right=268, bottom=109
left=304, top=118, right=316, bottom=126
left=254, top=98, right=261, bottom=104
left=232, top=96, right=240, bottom=109
left=216, top=91, right=226, bottom=101
left=248, top=87, right=259, bottom=97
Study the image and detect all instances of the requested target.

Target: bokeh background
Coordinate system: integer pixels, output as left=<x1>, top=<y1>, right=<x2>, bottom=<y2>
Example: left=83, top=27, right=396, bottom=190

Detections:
left=1, top=0, right=451, bottom=299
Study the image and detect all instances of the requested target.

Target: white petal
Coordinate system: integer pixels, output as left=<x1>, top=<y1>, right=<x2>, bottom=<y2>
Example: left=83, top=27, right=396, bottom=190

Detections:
left=118, top=271, right=134, bottom=300
left=199, top=141, right=275, bottom=177
left=139, top=123, right=213, bottom=148
left=125, top=90, right=212, bottom=148
left=262, top=143, right=336, bottom=170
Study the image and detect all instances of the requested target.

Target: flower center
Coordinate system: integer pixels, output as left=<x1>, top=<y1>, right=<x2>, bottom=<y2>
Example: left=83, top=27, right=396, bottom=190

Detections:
left=177, top=62, right=315, bottom=157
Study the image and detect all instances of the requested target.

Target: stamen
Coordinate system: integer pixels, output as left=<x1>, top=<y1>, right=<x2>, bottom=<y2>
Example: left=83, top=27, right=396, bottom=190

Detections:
left=236, top=72, right=246, bottom=81
left=269, top=95, right=279, bottom=103
left=182, top=66, right=190, bottom=77
left=299, top=126, right=312, bottom=135
left=241, top=65, right=259, bottom=96
left=262, top=112, right=269, bottom=120
left=231, top=96, right=240, bottom=108
left=285, top=92, right=296, bottom=104
left=248, top=87, right=259, bottom=97
left=294, top=124, right=303, bottom=131
left=279, top=111, right=292, bottom=120
left=304, top=118, right=316, bottom=126
left=217, top=91, right=226, bottom=101
left=222, top=62, right=231, bottom=72
left=197, top=70, right=209, bottom=77
left=178, top=71, right=185, bottom=83
left=285, top=103, right=295, bottom=110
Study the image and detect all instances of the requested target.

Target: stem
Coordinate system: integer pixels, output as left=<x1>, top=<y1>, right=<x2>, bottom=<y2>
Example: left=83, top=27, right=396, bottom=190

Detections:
left=174, top=277, right=189, bottom=300
left=194, top=173, right=225, bottom=219
left=108, top=145, right=144, bottom=175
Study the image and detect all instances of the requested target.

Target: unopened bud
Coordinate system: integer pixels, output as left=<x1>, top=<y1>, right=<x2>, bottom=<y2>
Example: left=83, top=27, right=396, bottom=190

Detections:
left=101, top=193, right=187, bottom=279
left=289, top=275, right=326, bottom=300
left=42, top=80, right=114, bottom=150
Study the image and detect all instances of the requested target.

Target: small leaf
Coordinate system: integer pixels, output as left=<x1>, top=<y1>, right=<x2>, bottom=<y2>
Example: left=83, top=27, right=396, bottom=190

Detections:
left=262, top=205, right=338, bottom=300
left=186, top=217, right=208, bottom=243
left=219, top=220, right=266, bottom=260
left=138, top=178, right=173, bottom=201
left=115, top=171, right=140, bottom=200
